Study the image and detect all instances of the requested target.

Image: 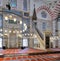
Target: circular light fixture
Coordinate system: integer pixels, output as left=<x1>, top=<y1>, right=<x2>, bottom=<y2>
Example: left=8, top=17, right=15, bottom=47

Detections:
left=17, top=31, right=19, bottom=33
left=4, top=34, right=8, bottom=36
left=25, top=26, right=27, bottom=30
left=9, top=30, right=11, bottom=33
left=24, top=23, right=26, bottom=26
left=31, top=34, right=33, bottom=36
left=5, top=16, right=8, bottom=20
left=19, top=23, right=28, bottom=33
left=34, top=34, right=37, bottom=38
left=0, top=29, right=2, bottom=31
left=18, top=34, right=22, bottom=38
left=23, top=23, right=27, bottom=31
left=13, top=31, right=15, bottom=33
left=20, top=21, right=22, bottom=24
left=14, top=18, right=16, bottom=22
left=20, top=31, right=22, bottom=33
left=9, top=15, right=12, bottom=18
left=5, top=30, right=7, bottom=32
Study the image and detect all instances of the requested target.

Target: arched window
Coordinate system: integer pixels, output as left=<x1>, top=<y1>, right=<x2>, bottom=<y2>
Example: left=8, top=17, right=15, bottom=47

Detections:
left=0, top=38, right=2, bottom=48
left=0, top=14, right=3, bottom=48
left=10, top=0, right=17, bottom=8
left=41, top=11, right=47, bottom=18
left=23, top=38, right=28, bottom=47
left=0, top=0, right=3, bottom=6
left=42, top=22, right=46, bottom=31
left=23, top=0, right=27, bottom=11
left=0, top=15, right=3, bottom=28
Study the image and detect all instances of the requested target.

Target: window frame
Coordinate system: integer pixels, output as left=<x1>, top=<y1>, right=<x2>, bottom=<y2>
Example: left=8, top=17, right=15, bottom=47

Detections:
left=23, top=0, right=27, bottom=11
left=42, top=22, right=46, bottom=31
left=22, top=38, right=28, bottom=47
left=0, top=37, right=3, bottom=48
left=10, top=0, right=17, bottom=8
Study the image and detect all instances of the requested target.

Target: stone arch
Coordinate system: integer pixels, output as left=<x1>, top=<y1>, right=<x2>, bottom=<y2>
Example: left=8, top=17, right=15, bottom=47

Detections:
left=53, top=1, right=60, bottom=19
left=36, top=5, right=54, bottom=20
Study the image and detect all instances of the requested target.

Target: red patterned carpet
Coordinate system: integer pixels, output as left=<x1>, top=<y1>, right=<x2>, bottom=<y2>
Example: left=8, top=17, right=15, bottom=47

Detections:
left=0, top=48, right=60, bottom=61
left=0, top=48, right=45, bottom=55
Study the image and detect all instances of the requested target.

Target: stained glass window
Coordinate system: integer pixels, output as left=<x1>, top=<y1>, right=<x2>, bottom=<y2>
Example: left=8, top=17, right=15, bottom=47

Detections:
left=0, top=15, right=3, bottom=28
left=42, top=22, right=46, bottom=31
left=10, top=0, right=17, bottom=7
left=23, top=39, right=28, bottom=47
left=24, top=12, right=29, bottom=17
left=23, top=0, right=27, bottom=11
left=0, top=0, right=3, bottom=6
left=41, top=11, right=47, bottom=18
left=9, top=20, right=17, bottom=24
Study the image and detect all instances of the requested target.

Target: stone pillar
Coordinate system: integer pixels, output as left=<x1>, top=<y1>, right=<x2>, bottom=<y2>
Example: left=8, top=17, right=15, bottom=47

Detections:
left=8, top=35, right=9, bottom=48
left=29, top=38, right=34, bottom=48
left=53, top=41, right=56, bottom=48
left=58, top=38, right=60, bottom=48
left=53, top=20, right=57, bottom=36
left=53, top=19, right=59, bottom=48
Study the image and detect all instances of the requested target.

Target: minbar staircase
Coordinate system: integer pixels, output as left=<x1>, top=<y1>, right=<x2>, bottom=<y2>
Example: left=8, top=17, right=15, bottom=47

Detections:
left=34, top=27, right=45, bottom=50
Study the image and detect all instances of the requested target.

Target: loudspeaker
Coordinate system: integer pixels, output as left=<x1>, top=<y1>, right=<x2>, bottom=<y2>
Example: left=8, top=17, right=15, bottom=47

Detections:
left=2, top=46, right=6, bottom=49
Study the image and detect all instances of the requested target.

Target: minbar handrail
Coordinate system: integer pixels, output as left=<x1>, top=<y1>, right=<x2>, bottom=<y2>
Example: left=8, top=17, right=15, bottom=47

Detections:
left=35, top=27, right=44, bottom=40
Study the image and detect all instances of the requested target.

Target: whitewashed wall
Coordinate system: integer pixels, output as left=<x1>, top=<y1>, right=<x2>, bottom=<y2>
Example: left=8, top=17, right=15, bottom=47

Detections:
left=17, top=0, right=23, bottom=11
left=30, top=0, right=44, bottom=16
left=30, top=0, right=53, bottom=34
left=30, top=0, right=53, bottom=19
